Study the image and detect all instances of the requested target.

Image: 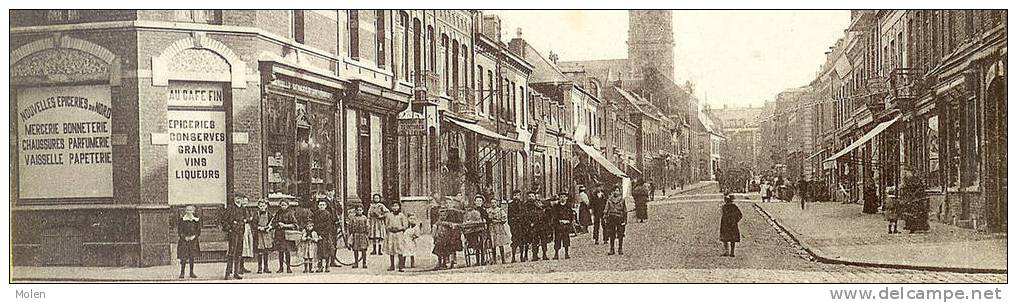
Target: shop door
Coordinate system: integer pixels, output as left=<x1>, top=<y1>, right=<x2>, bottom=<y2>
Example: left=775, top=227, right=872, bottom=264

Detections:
left=296, top=127, right=311, bottom=206
left=984, top=78, right=1007, bottom=232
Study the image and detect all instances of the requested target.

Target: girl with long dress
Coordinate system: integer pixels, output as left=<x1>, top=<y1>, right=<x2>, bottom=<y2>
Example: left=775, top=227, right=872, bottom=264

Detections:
left=720, top=195, right=743, bottom=257
left=253, top=200, right=274, bottom=274
left=348, top=206, right=370, bottom=269
left=367, top=194, right=390, bottom=255
left=176, top=205, right=201, bottom=279
left=633, top=182, right=650, bottom=222
left=485, top=199, right=510, bottom=264
left=432, top=198, right=464, bottom=269
left=383, top=202, right=410, bottom=272
left=299, top=221, right=321, bottom=273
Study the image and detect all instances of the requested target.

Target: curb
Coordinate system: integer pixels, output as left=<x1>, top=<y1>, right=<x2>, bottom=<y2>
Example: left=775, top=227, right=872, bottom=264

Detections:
left=752, top=203, right=1007, bottom=275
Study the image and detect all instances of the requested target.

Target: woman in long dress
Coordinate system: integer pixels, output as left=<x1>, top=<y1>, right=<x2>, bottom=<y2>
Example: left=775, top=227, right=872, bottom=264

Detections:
left=383, top=202, right=410, bottom=272
left=719, top=194, right=742, bottom=257
left=633, top=181, right=650, bottom=222
left=432, top=198, right=464, bottom=269
left=485, top=198, right=510, bottom=264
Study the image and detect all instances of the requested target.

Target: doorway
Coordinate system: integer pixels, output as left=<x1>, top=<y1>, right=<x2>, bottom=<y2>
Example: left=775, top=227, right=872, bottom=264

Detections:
left=983, top=77, right=1006, bottom=232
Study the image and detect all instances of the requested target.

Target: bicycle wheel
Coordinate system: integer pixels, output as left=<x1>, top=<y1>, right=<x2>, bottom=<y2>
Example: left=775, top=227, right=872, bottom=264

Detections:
left=333, top=227, right=357, bottom=266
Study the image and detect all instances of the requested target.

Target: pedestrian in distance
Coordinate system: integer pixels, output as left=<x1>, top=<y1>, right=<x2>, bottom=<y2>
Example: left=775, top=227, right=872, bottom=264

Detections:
left=176, top=204, right=201, bottom=279
left=367, top=193, right=390, bottom=255
left=760, top=182, right=771, bottom=203
left=507, top=190, right=528, bottom=262
left=632, top=180, right=650, bottom=223
left=428, top=192, right=442, bottom=233
left=720, top=194, right=742, bottom=257
left=551, top=192, right=575, bottom=259
left=577, top=186, right=592, bottom=234
left=298, top=221, right=320, bottom=273
left=271, top=199, right=299, bottom=273
left=384, top=201, right=410, bottom=272
left=884, top=187, right=900, bottom=234
left=589, top=183, right=607, bottom=244
left=220, top=194, right=249, bottom=280
left=486, top=197, right=510, bottom=264
left=797, top=179, right=809, bottom=210
left=348, top=206, right=370, bottom=269
left=603, top=185, right=627, bottom=255
left=252, top=199, right=274, bottom=274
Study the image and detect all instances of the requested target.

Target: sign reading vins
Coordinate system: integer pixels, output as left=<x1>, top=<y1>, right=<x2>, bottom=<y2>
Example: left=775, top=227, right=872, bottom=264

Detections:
left=167, top=82, right=227, bottom=205
left=167, top=110, right=227, bottom=205
left=17, top=85, right=113, bottom=199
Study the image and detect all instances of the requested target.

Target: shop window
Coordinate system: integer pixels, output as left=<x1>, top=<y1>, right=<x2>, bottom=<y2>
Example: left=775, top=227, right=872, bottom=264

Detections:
left=292, top=10, right=305, bottom=44
left=926, top=116, right=941, bottom=190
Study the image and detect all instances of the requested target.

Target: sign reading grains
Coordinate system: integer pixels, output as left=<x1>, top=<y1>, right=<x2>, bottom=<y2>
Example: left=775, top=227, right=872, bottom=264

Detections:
left=167, top=82, right=227, bottom=205
left=17, top=85, right=113, bottom=199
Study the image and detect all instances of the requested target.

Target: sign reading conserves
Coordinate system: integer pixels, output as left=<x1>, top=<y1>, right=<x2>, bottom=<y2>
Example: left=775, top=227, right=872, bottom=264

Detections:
left=167, top=110, right=227, bottom=205
left=17, top=85, right=113, bottom=199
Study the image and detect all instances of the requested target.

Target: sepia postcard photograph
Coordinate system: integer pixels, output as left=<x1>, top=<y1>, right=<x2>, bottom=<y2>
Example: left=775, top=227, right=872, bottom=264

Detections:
left=4, top=1, right=1012, bottom=302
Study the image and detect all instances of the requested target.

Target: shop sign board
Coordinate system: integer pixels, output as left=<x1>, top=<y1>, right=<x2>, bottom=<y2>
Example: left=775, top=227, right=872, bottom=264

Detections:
left=17, top=85, right=113, bottom=199
left=167, top=110, right=227, bottom=205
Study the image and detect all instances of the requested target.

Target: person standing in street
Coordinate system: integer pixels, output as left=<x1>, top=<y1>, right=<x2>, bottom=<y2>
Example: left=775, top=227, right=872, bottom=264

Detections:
left=590, top=183, right=607, bottom=244
left=221, top=194, right=249, bottom=280
left=312, top=200, right=336, bottom=272
left=176, top=205, right=201, bottom=279
left=486, top=198, right=510, bottom=264
left=604, top=185, right=627, bottom=255
left=272, top=199, right=298, bottom=273
left=577, top=186, right=592, bottom=234
left=551, top=192, right=574, bottom=259
left=720, top=194, right=742, bottom=257
left=633, top=180, right=650, bottom=223
left=530, top=196, right=551, bottom=261
left=252, top=200, right=274, bottom=274
left=797, top=178, right=809, bottom=210
left=384, top=201, right=410, bottom=272
left=367, top=193, right=390, bottom=255
left=507, top=190, right=528, bottom=262
left=760, top=181, right=771, bottom=203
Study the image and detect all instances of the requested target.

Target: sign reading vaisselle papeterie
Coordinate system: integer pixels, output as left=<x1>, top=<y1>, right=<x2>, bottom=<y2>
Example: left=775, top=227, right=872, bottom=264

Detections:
left=17, top=85, right=114, bottom=199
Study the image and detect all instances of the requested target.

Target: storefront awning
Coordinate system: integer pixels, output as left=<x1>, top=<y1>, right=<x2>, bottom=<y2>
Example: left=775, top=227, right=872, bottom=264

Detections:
left=575, top=143, right=627, bottom=178
left=445, top=117, right=524, bottom=151
left=806, top=148, right=827, bottom=160
left=626, top=164, right=643, bottom=176
left=824, top=115, right=901, bottom=163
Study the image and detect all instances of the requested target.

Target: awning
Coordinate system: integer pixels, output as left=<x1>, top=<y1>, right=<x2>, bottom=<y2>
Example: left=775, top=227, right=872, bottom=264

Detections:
left=824, top=115, right=901, bottom=163
left=445, top=117, right=525, bottom=151
left=806, top=148, right=827, bottom=160
left=626, top=164, right=643, bottom=176
left=575, top=143, right=627, bottom=178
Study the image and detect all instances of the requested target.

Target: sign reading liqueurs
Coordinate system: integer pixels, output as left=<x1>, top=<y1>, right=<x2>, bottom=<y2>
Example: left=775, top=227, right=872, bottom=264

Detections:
left=17, top=85, right=113, bottom=199
left=167, top=110, right=227, bottom=205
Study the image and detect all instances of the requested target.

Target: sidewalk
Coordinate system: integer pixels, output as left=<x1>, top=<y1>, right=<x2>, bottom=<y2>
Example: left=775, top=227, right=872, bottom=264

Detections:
left=13, top=235, right=442, bottom=282
left=756, top=201, right=1007, bottom=273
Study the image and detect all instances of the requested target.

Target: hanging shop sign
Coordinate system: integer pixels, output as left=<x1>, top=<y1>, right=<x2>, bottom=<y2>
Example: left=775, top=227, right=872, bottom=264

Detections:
left=17, top=85, right=113, bottom=199
left=398, top=111, right=427, bottom=136
left=167, top=110, right=227, bottom=205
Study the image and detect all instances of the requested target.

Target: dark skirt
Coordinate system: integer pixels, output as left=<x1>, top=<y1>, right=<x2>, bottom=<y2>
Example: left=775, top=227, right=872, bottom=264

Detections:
left=177, top=238, right=200, bottom=260
left=432, top=224, right=463, bottom=255
left=635, top=198, right=648, bottom=220
left=578, top=204, right=593, bottom=226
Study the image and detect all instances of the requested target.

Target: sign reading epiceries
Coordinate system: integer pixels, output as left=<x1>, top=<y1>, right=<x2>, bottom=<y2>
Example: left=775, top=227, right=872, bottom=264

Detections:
left=167, top=110, right=227, bottom=205
left=17, top=85, right=113, bottom=199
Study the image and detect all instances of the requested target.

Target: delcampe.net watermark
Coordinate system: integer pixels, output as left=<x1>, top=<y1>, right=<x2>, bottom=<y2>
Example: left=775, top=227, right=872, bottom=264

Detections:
left=830, top=287, right=1003, bottom=301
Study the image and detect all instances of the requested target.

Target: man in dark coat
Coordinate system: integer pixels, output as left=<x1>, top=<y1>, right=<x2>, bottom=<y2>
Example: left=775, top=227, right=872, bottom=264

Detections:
left=220, top=194, right=250, bottom=280
left=550, top=192, right=575, bottom=259
left=720, top=194, right=742, bottom=257
left=529, top=195, right=550, bottom=261
left=507, top=190, right=528, bottom=262
left=589, top=183, right=607, bottom=244
left=797, top=178, right=809, bottom=209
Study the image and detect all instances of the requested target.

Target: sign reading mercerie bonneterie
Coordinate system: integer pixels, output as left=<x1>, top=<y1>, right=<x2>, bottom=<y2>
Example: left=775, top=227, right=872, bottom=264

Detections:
left=17, top=85, right=113, bottom=199
left=167, top=82, right=227, bottom=205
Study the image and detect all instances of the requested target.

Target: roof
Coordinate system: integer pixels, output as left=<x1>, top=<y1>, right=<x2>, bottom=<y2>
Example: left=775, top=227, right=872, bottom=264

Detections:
left=517, top=41, right=568, bottom=83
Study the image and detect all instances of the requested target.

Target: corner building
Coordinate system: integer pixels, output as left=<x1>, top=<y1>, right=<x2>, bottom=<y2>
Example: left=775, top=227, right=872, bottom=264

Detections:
left=10, top=10, right=413, bottom=267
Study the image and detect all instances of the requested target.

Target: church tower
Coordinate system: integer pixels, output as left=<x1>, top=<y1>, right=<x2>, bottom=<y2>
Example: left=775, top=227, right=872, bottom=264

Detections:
left=627, top=10, right=675, bottom=79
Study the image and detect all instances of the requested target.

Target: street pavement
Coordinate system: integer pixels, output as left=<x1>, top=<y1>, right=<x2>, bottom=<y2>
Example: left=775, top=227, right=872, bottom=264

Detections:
left=13, top=191, right=1006, bottom=283
left=757, top=201, right=1007, bottom=272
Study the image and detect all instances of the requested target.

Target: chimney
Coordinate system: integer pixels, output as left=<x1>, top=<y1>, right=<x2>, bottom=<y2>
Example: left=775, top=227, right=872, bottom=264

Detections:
left=549, top=50, right=559, bottom=64
left=482, top=15, right=502, bottom=41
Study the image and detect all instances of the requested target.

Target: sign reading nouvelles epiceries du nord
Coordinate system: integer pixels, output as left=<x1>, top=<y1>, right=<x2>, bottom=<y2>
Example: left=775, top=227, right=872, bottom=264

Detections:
left=17, top=85, right=113, bottom=199
left=167, top=82, right=227, bottom=205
